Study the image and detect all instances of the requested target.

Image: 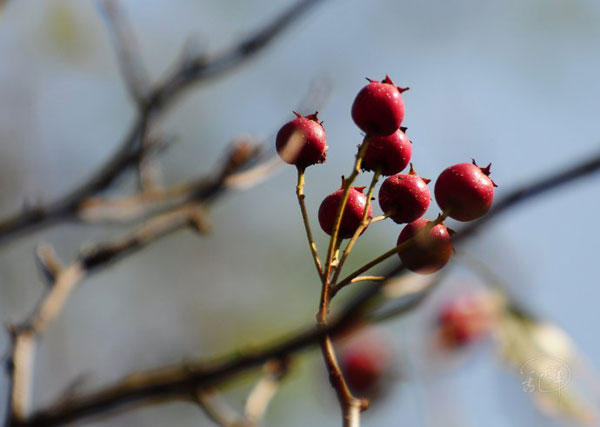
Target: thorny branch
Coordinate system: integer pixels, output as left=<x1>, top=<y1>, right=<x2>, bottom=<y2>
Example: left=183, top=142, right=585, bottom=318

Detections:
left=9, top=146, right=600, bottom=426
left=0, top=0, right=324, bottom=243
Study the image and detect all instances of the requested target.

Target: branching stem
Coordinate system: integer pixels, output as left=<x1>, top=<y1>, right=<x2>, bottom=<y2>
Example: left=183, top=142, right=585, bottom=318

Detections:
left=331, top=169, right=381, bottom=286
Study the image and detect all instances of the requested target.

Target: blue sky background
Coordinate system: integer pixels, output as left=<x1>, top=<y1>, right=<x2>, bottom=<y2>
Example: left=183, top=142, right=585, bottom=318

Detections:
left=1, top=0, right=600, bottom=425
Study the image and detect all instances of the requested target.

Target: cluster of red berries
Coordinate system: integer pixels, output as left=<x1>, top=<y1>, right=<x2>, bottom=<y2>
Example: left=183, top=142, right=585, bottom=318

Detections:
left=276, top=75, right=497, bottom=274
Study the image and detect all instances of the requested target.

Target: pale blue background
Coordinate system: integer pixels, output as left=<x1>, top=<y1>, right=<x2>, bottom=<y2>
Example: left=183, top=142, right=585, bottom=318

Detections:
left=0, top=0, right=599, bottom=425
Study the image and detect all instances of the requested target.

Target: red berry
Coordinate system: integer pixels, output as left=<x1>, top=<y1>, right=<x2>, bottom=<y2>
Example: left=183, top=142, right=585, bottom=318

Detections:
left=438, top=291, right=500, bottom=348
left=275, top=111, right=327, bottom=169
left=339, top=330, right=393, bottom=394
left=397, top=218, right=452, bottom=274
left=351, top=75, right=409, bottom=136
left=318, top=183, right=372, bottom=239
left=361, top=128, right=412, bottom=175
left=378, top=165, right=431, bottom=224
left=434, top=161, right=497, bottom=221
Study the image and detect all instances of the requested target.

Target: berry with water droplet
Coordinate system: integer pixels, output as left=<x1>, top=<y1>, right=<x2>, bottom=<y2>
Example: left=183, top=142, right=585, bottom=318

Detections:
left=378, top=164, right=430, bottom=224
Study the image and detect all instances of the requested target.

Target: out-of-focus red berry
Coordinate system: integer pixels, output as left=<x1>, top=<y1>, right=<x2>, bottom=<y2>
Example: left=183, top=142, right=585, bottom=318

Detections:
left=438, top=291, right=500, bottom=348
left=339, top=329, right=393, bottom=394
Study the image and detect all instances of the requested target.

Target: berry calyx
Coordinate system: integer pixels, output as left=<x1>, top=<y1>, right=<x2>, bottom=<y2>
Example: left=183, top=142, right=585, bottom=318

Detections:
left=397, top=218, right=452, bottom=274
left=351, top=75, right=409, bottom=136
left=378, top=164, right=431, bottom=224
left=275, top=111, right=327, bottom=169
left=361, top=127, right=412, bottom=176
left=318, top=181, right=372, bottom=239
left=434, top=161, right=497, bottom=221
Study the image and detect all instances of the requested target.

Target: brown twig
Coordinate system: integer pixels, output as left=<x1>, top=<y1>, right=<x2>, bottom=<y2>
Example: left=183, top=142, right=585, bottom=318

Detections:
left=193, top=359, right=286, bottom=427
left=33, top=244, right=63, bottom=285
left=315, top=139, right=373, bottom=427
left=296, top=168, right=325, bottom=282
left=331, top=169, right=381, bottom=286
left=330, top=213, right=448, bottom=298
left=0, top=0, right=325, bottom=244
left=195, top=388, right=243, bottom=427
left=243, top=360, right=287, bottom=426
left=99, top=0, right=151, bottom=105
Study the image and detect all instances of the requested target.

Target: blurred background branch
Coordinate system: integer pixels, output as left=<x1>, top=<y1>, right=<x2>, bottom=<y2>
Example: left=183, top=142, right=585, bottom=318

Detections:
left=0, top=0, right=324, bottom=244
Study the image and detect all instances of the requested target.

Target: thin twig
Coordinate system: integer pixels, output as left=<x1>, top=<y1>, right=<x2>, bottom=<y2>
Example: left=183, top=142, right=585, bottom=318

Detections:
left=33, top=244, right=63, bottom=285
left=99, top=0, right=151, bottom=104
left=331, top=213, right=447, bottom=297
left=194, top=359, right=286, bottom=427
left=9, top=205, right=201, bottom=422
left=331, top=169, right=381, bottom=286
left=323, top=138, right=371, bottom=285
left=195, top=389, right=242, bottom=427
left=78, top=140, right=261, bottom=224
left=243, top=359, right=287, bottom=425
left=316, top=138, right=373, bottom=427
left=5, top=139, right=265, bottom=423
left=349, top=275, right=385, bottom=284
left=296, top=168, right=325, bottom=282
left=319, top=336, right=367, bottom=427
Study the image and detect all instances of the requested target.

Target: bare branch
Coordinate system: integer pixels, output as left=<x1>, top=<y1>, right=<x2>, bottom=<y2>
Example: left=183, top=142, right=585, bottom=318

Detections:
left=33, top=244, right=63, bottom=285
left=5, top=137, right=264, bottom=423
left=243, top=360, right=286, bottom=425
left=99, top=0, right=151, bottom=104
left=195, top=389, right=242, bottom=427
left=0, top=0, right=325, bottom=244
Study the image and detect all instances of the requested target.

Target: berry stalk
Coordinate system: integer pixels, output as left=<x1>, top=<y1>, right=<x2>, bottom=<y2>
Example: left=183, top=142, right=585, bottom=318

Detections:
left=331, top=213, right=448, bottom=297
left=319, top=335, right=368, bottom=427
left=332, top=169, right=382, bottom=285
left=296, top=167, right=325, bottom=283
left=316, top=140, right=373, bottom=427
left=323, top=137, right=372, bottom=283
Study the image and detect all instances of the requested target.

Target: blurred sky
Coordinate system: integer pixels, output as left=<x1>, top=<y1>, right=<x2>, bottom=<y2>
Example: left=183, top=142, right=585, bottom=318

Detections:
left=1, top=0, right=600, bottom=426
